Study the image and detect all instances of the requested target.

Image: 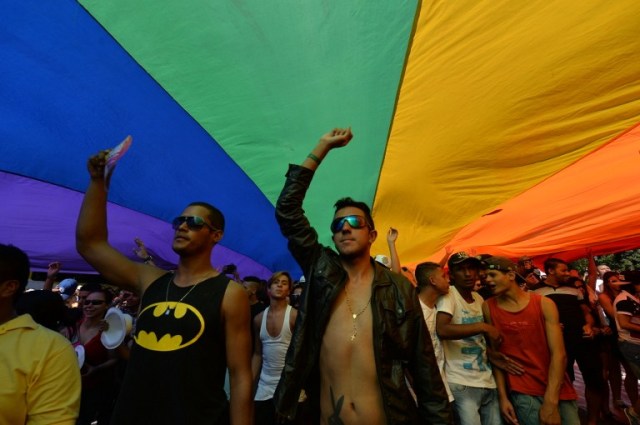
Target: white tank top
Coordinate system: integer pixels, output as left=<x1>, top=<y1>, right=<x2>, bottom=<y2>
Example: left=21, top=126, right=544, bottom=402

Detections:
left=254, top=305, right=293, bottom=401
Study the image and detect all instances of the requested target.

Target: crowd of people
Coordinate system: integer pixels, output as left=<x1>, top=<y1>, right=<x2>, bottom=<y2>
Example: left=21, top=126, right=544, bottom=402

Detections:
left=2, top=128, right=640, bottom=425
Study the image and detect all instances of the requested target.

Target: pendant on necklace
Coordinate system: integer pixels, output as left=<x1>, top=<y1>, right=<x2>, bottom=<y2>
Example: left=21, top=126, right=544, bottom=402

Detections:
left=350, top=334, right=356, bottom=341
left=352, top=314, right=357, bottom=320
left=164, top=308, right=171, bottom=316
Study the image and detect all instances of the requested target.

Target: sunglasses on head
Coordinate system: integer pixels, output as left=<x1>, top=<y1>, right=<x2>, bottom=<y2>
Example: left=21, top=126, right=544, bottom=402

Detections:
left=172, top=216, right=216, bottom=231
left=330, top=215, right=370, bottom=233
left=85, top=300, right=106, bottom=306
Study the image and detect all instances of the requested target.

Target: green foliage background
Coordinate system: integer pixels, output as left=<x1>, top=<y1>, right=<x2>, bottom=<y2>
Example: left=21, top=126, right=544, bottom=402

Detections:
left=571, top=249, right=640, bottom=273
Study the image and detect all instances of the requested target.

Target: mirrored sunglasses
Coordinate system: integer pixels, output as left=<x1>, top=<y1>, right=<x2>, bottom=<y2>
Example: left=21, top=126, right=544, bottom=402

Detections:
left=171, top=216, right=216, bottom=231
left=330, top=215, right=370, bottom=233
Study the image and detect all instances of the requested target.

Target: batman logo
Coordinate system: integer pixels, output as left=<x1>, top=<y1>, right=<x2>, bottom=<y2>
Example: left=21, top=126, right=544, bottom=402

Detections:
left=134, top=302, right=205, bottom=352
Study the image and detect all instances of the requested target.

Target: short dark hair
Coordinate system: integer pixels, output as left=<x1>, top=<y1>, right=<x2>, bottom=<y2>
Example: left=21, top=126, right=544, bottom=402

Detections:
left=415, top=262, right=441, bottom=293
left=188, top=201, right=225, bottom=231
left=333, top=197, right=375, bottom=230
left=544, top=258, right=568, bottom=275
left=242, top=276, right=262, bottom=285
left=0, top=244, right=30, bottom=302
left=16, top=290, right=67, bottom=330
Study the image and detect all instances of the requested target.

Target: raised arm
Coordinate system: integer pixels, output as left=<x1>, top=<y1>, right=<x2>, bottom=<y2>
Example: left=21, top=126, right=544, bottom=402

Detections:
left=301, top=128, right=353, bottom=171
left=586, top=250, right=597, bottom=292
left=223, top=281, right=253, bottom=425
left=386, top=228, right=402, bottom=274
left=133, top=237, right=156, bottom=266
left=438, top=246, right=453, bottom=269
left=275, top=128, right=353, bottom=273
left=76, top=147, right=163, bottom=293
left=43, top=262, right=60, bottom=291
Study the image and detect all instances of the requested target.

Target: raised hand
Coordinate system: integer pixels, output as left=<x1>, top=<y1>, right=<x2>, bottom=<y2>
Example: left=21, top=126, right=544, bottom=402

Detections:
left=387, top=227, right=398, bottom=243
left=133, top=237, right=149, bottom=260
left=47, top=262, right=61, bottom=279
left=87, top=150, right=110, bottom=180
left=319, top=127, right=353, bottom=150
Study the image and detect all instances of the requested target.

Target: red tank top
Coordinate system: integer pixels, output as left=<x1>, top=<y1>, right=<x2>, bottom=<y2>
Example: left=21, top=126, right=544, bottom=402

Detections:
left=487, top=293, right=576, bottom=399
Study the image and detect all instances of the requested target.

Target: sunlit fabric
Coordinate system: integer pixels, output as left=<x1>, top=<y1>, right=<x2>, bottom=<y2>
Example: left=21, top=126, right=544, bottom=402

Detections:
left=2, top=0, right=640, bottom=276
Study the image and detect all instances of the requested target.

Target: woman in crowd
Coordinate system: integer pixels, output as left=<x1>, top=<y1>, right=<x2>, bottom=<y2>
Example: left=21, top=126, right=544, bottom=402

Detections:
left=75, top=286, right=118, bottom=425
left=598, top=272, right=638, bottom=410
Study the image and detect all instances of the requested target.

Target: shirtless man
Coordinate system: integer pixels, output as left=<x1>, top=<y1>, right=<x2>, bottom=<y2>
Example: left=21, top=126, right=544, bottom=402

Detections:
left=76, top=148, right=252, bottom=425
left=274, top=128, right=452, bottom=424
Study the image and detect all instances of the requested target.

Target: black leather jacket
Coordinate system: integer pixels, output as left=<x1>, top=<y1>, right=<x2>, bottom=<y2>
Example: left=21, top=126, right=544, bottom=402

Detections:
left=274, top=164, right=452, bottom=424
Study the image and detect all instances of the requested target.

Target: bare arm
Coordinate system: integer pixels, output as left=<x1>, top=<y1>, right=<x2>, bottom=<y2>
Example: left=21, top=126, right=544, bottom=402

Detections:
left=76, top=148, right=164, bottom=293
left=580, top=303, right=596, bottom=336
left=482, top=303, right=519, bottom=425
left=539, top=297, right=564, bottom=425
left=301, top=128, right=353, bottom=171
left=438, top=246, right=453, bottom=269
left=275, top=128, right=353, bottom=274
left=587, top=252, right=598, bottom=292
left=617, top=313, right=640, bottom=333
left=223, top=281, right=253, bottom=425
left=133, top=237, right=156, bottom=266
left=598, top=293, right=615, bottom=318
left=436, top=311, right=500, bottom=342
left=251, top=312, right=263, bottom=390
left=43, top=262, right=60, bottom=291
left=386, top=228, right=402, bottom=274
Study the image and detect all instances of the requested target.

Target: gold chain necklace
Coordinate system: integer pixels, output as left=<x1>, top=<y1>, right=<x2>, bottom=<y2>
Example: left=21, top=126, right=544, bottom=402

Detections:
left=163, top=273, right=204, bottom=316
left=344, top=285, right=371, bottom=341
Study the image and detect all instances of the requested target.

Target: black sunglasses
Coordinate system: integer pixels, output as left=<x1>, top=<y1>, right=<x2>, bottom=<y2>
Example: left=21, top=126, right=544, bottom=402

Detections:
left=330, top=215, right=370, bottom=233
left=85, top=300, right=106, bottom=306
left=172, top=216, right=217, bottom=231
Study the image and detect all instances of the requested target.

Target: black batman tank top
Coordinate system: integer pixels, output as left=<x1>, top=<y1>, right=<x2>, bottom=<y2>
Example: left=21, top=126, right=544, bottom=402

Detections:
left=110, top=272, right=230, bottom=425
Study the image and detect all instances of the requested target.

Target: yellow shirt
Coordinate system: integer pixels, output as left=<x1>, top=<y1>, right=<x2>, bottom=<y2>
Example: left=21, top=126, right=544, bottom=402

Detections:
left=0, top=314, right=80, bottom=425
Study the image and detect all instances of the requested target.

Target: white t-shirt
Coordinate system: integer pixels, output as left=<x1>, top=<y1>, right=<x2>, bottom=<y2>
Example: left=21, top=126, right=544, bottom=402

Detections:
left=420, top=299, right=454, bottom=401
left=436, top=286, right=495, bottom=388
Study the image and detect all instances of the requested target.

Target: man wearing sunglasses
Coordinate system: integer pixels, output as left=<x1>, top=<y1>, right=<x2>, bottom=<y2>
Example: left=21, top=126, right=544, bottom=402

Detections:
left=76, top=150, right=252, bottom=425
left=274, top=128, right=452, bottom=424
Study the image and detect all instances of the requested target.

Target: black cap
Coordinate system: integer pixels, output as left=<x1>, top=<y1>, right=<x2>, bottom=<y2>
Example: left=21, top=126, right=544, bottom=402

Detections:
left=447, top=252, right=482, bottom=269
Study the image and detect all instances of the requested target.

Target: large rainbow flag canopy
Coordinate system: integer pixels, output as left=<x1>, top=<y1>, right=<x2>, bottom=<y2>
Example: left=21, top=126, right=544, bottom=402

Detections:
left=2, top=0, right=640, bottom=277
